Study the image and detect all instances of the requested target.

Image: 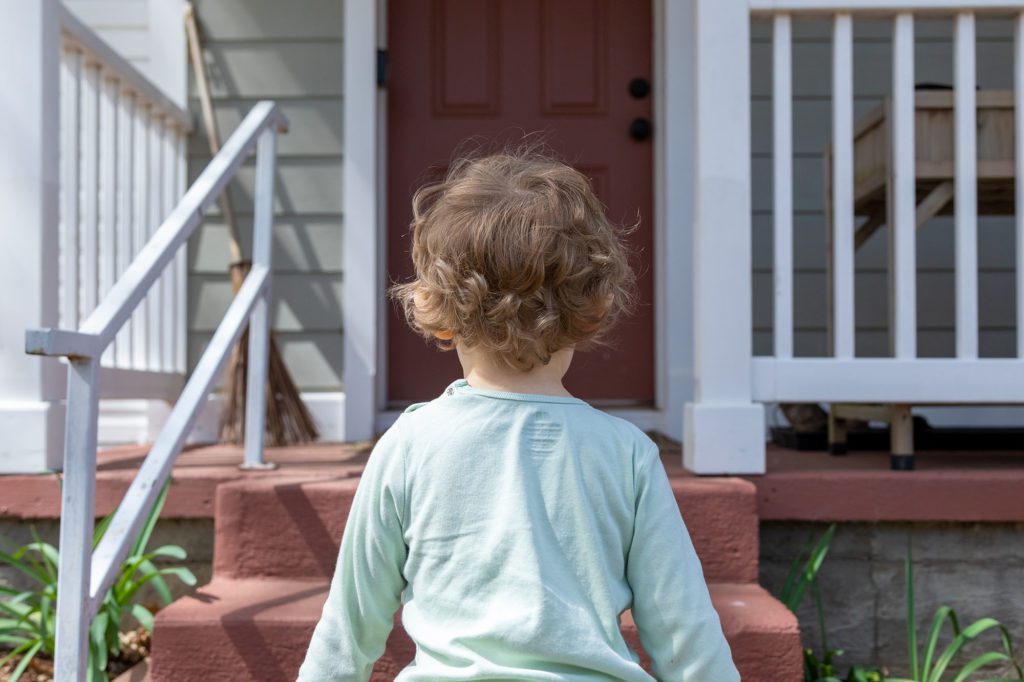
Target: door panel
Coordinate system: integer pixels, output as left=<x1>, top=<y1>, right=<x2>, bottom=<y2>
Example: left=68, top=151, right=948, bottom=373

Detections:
left=387, top=0, right=653, bottom=406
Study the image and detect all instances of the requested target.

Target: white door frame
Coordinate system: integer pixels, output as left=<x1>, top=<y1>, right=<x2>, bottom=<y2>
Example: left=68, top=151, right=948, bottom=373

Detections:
left=342, top=0, right=695, bottom=442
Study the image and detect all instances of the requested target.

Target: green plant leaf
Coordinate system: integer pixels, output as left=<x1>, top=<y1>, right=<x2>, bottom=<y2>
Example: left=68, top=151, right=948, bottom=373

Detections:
left=782, top=535, right=817, bottom=610
left=7, top=639, right=43, bottom=682
left=29, top=527, right=58, bottom=582
left=907, top=536, right=919, bottom=682
left=115, top=545, right=189, bottom=601
left=130, top=602, right=155, bottom=632
left=0, top=638, right=37, bottom=670
left=136, top=559, right=172, bottom=604
left=90, top=610, right=110, bottom=672
left=0, top=547, right=50, bottom=586
left=92, top=511, right=115, bottom=548
left=130, top=480, right=172, bottom=558
left=922, top=605, right=961, bottom=679
left=950, top=651, right=1015, bottom=682
left=929, top=618, right=1012, bottom=682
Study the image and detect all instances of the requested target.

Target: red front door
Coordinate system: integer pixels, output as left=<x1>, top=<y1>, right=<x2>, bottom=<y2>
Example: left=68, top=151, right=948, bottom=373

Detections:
left=387, top=0, right=653, bottom=406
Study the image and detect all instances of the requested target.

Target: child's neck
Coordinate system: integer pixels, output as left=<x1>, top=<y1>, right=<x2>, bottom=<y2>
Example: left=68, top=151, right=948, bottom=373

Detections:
left=456, top=345, right=575, bottom=398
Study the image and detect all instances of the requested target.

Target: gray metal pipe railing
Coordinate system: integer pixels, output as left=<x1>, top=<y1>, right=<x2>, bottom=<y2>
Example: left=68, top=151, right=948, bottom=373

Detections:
left=25, top=100, right=288, bottom=680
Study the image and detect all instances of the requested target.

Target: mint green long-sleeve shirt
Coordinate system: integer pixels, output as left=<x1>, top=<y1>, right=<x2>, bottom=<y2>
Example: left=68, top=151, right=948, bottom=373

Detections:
left=297, top=378, right=739, bottom=681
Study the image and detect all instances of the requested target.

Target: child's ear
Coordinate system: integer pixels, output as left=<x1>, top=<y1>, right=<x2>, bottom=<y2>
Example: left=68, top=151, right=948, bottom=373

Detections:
left=434, top=330, right=455, bottom=340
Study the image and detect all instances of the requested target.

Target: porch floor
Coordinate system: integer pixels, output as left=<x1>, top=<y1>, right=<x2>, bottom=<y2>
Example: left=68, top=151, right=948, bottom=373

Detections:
left=0, top=442, right=1021, bottom=522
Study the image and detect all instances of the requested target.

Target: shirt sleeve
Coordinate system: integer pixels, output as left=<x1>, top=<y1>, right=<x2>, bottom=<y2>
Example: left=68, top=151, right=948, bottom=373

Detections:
left=296, top=420, right=410, bottom=682
left=625, top=444, right=741, bottom=682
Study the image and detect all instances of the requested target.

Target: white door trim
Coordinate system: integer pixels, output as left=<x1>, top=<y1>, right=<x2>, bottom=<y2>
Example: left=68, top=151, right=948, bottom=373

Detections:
left=344, top=0, right=695, bottom=442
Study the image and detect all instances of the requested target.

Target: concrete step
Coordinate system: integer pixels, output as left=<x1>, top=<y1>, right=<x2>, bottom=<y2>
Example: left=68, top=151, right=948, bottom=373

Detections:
left=150, top=578, right=801, bottom=682
left=212, top=474, right=760, bottom=584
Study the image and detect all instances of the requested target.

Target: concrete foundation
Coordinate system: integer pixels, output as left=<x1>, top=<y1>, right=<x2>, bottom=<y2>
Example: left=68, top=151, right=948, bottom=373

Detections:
left=760, top=521, right=1024, bottom=677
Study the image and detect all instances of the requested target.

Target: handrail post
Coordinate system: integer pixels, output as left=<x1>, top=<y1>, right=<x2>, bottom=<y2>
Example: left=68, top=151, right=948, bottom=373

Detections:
left=53, top=358, right=100, bottom=680
left=241, top=126, right=279, bottom=470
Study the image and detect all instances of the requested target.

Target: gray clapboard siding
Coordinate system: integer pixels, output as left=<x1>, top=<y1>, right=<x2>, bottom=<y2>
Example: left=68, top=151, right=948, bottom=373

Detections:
left=191, top=218, right=343, bottom=273
left=190, top=42, right=344, bottom=99
left=751, top=15, right=1019, bottom=359
left=189, top=273, right=343, bottom=332
left=63, top=0, right=149, bottom=63
left=187, top=0, right=343, bottom=390
left=188, top=100, right=344, bottom=157
left=189, top=331, right=343, bottom=390
left=187, top=157, right=343, bottom=214
left=187, top=0, right=344, bottom=41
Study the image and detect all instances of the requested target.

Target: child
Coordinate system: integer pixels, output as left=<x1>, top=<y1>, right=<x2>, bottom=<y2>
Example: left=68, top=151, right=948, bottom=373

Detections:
left=297, top=149, right=740, bottom=681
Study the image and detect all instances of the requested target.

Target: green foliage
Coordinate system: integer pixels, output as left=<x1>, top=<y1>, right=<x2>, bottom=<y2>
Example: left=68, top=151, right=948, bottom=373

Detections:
left=779, top=525, right=1023, bottom=682
left=779, top=523, right=883, bottom=682
left=886, top=538, right=1023, bottom=682
left=0, top=478, right=196, bottom=681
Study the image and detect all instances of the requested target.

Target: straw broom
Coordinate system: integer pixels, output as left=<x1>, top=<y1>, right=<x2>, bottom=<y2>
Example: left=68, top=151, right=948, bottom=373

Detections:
left=185, top=3, right=319, bottom=447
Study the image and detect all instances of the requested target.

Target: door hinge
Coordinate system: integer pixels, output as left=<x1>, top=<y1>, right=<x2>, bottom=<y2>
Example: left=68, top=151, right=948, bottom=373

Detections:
left=377, top=48, right=390, bottom=88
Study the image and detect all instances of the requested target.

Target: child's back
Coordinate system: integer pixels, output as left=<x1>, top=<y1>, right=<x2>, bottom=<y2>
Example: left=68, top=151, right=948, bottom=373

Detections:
left=297, top=147, right=739, bottom=680
left=298, top=377, right=739, bottom=680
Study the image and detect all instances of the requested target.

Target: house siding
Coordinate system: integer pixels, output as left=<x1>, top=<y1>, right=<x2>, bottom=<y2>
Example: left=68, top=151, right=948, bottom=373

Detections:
left=186, top=0, right=344, bottom=391
left=750, top=17, right=1017, bottom=359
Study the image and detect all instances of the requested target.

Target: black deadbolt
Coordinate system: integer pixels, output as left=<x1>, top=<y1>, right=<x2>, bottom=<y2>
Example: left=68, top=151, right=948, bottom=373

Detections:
left=629, top=77, right=651, bottom=99
left=629, top=117, right=652, bottom=141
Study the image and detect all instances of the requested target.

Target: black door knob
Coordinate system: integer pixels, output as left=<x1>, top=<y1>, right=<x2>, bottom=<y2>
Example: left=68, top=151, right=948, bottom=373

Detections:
left=629, top=117, right=652, bottom=141
left=629, top=77, right=651, bottom=99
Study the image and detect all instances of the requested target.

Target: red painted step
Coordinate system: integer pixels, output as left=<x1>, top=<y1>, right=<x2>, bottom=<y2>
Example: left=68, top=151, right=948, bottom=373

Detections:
left=150, top=578, right=801, bottom=682
left=212, top=475, right=760, bottom=584
left=149, top=466, right=801, bottom=680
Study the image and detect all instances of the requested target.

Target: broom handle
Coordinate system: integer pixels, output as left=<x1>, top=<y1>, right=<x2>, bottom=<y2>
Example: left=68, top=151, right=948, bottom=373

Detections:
left=184, top=2, right=244, bottom=265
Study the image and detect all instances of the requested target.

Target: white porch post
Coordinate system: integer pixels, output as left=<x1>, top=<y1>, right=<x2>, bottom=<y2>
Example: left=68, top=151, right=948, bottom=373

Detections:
left=0, top=0, right=66, bottom=473
left=341, top=0, right=383, bottom=442
left=683, top=0, right=765, bottom=474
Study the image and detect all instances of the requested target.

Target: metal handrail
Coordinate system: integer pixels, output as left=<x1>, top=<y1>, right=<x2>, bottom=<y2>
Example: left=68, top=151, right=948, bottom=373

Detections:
left=25, top=101, right=288, bottom=680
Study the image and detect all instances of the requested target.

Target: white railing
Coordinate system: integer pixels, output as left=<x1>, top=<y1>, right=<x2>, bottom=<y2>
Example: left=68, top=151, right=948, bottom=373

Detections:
left=0, top=1, right=191, bottom=473
left=59, top=6, right=191, bottom=388
left=684, top=0, right=1024, bottom=474
left=755, top=3, right=1024, bottom=392
left=25, top=101, right=288, bottom=680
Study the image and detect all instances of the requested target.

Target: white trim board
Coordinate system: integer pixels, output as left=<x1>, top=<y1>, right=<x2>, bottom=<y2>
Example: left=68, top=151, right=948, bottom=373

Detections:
left=342, top=0, right=692, bottom=442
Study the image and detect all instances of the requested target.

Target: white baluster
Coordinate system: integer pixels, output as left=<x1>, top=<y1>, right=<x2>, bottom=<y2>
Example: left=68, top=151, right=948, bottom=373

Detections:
left=99, top=72, right=118, bottom=366
left=773, top=13, right=793, bottom=359
left=132, top=102, right=150, bottom=369
left=954, top=12, right=978, bottom=359
left=60, top=47, right=82, bottom=331
left=115, top=90, right=135, bottom=369
left=176, top=129, right=188, bottom=374
left=832, top=13, right=855, bottom=359
left=80, top=61, right=100, bottom=322
left=147, top=109, right=163, bottom=371
left=891, top=12, right=916, bottom=359
left=162, top=120, right=176, bottom=373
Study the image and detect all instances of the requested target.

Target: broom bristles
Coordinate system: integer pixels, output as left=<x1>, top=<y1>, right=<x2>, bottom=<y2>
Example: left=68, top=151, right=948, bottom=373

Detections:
left=219, top=261, right=320, bottom=446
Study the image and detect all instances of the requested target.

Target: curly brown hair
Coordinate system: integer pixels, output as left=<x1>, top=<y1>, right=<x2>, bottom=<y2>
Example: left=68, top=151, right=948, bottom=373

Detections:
left=389, top=145, right=638, bottom=372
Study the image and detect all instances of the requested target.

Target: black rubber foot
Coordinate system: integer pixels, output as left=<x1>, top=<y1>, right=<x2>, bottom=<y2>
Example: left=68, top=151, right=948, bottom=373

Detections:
left=829, top=443, right=848, bottom=456
left=891, top=454, right=915, bottom=471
